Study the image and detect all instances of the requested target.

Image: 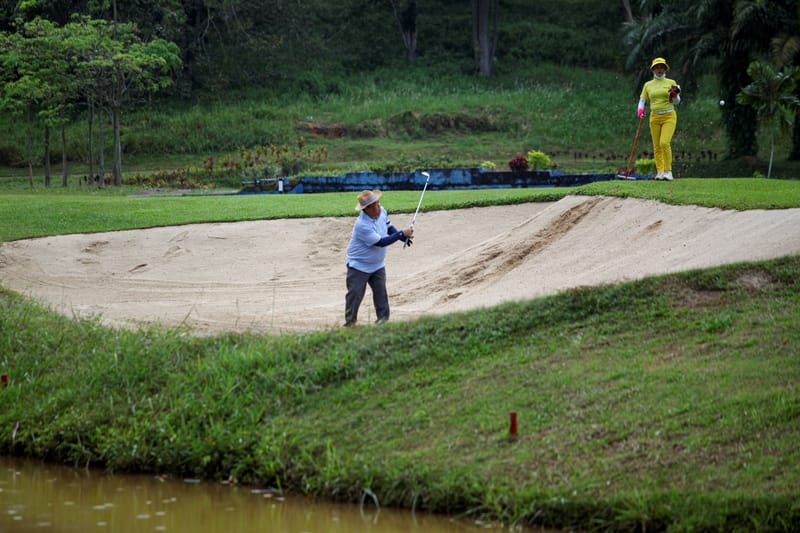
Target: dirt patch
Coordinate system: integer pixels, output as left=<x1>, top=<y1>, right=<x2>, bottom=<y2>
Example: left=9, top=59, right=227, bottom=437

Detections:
left=735, top=269, right=773, bottom=290
left=295, top=121, right=348, bottom=139
left=670, top=285, right=728, bottom=309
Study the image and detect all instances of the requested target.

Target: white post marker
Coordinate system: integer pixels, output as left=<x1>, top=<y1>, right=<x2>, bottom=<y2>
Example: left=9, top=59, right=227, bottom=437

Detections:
left=404, top=171, right=430, bottom=249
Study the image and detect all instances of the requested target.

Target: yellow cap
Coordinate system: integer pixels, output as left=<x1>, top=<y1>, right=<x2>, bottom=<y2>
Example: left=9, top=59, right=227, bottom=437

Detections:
left=650, top=57, right=670, bottom=70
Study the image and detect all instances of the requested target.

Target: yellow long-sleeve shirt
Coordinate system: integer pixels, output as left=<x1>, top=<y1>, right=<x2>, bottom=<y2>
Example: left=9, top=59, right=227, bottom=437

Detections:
left=640, top=77, right=679, bottom=113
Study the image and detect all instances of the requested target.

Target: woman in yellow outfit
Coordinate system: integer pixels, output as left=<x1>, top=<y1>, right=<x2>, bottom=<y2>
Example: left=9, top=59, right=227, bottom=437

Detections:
left=638, top=57, right=681, bottom=180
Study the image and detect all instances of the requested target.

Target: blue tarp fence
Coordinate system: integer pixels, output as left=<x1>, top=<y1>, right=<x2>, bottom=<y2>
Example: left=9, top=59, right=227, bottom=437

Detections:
left=240, top=168, right=618, bottom=194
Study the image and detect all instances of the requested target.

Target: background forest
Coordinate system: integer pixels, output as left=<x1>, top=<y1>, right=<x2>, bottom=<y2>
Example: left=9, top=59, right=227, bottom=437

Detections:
left=0, top=0, right=629, bottom=91
left=1, top=0, right=799, bottom=186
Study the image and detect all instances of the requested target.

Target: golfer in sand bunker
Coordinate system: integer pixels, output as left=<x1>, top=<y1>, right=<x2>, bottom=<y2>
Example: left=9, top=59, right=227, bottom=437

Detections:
left=344, top=189, right=414, bottom=326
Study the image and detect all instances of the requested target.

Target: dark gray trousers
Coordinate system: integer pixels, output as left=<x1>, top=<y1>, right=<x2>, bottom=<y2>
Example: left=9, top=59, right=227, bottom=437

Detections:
left=345, top=266, right=389, bottom=325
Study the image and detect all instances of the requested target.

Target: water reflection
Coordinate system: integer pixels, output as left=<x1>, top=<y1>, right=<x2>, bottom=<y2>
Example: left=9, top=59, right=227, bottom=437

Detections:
left=0, top=457, right=529, bottom=532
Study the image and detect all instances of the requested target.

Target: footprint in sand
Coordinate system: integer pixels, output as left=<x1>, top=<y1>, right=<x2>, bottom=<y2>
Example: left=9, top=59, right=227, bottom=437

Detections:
left=169, top=231, right=189, bottom=243
left=82, top=240, right=110, bottom=254
left=164, top=245, right=188, bottom=258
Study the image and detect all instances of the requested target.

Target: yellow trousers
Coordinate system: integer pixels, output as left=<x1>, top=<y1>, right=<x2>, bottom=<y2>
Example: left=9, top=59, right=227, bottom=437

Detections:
left=649, top=111, right=677, bottom=173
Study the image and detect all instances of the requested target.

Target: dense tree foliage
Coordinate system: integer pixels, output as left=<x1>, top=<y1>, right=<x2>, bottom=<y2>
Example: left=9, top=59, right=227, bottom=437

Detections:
left=1, top=17, right=84, bottom=186
left=0, top=13, right=180, bottom=187
left=624, top=0, right=800, bottom=160
left=737, top=61, right=800, bottom=176
left=2, top=0, right=799, bottom=180
left=1, top=1, right=628, bottom=91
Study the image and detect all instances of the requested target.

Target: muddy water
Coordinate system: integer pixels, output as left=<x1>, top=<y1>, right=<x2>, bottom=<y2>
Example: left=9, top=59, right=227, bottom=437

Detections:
left=0, top=457, right=541, bottom=532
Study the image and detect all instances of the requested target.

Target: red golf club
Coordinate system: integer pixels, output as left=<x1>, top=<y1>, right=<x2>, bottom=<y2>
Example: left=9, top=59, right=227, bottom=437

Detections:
left=618, top=113, right=644, bottom=180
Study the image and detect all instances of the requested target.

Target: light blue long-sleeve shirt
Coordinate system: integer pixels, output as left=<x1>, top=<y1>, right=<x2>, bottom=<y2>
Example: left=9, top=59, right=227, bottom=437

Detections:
left=346, top=207, right=403, bottom=273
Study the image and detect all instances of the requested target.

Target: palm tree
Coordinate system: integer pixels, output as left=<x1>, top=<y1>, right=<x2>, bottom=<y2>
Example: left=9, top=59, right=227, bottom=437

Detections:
left=736, top=61, right=800, bottom=177
left=769, top=0, right=800, bottom=159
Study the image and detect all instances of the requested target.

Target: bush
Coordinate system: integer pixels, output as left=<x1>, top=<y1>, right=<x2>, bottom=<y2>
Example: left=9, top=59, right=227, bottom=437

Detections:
left=371, top=155, right=454, bottom=173
left=526, top=150, right=552, bottom=170
left=635, top=158, right=656, bottom=175
left=508, top=154, right=529, bottom=172
left=0, top=143, right=23, bottom=166
left=122, top=137, right=329, bottom=189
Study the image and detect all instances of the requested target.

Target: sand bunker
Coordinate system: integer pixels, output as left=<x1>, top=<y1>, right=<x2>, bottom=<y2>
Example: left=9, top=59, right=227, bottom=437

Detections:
left=1, top=195, right=799, bottom=335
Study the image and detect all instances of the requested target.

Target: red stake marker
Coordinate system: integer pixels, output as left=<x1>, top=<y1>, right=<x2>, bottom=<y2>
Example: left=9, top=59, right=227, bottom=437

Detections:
left=509, top=410, right=518, bottom=436
left=1, top=374, right=8, bottom=387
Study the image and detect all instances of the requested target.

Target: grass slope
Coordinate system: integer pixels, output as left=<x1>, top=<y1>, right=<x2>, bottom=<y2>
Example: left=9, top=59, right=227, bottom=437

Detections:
left=1, top=65, right=797, bottom=180
left=1, top=256, right=798, bottom=532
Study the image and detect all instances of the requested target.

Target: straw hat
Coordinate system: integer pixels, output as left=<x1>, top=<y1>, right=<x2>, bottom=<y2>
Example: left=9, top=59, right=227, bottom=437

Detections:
left=355, top=189, right=382, bottom=210
left=650, top=57, right=669, bottom=70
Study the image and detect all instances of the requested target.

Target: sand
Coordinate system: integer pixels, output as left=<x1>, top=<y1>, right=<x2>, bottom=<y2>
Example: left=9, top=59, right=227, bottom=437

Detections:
left=1, top=195, right=799, bottom=336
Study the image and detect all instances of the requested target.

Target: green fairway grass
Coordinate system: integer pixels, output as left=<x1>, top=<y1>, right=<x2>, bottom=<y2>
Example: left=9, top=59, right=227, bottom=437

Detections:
left=1, top=178, right=799, bottom=242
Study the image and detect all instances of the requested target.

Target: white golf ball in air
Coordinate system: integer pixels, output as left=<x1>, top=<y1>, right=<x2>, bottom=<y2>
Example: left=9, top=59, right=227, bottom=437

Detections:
left=719, top=100, right=725, bottom=106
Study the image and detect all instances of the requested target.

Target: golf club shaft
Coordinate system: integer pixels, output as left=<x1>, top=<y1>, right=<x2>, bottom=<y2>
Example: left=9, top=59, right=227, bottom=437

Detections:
left=411, top=184, right=428, bottom=225
left=404, top=173, right=430, bottom=248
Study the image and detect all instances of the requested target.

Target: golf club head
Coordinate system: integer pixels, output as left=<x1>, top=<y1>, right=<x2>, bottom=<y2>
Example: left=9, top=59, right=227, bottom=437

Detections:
left=421, top=171, right=430, bottom=178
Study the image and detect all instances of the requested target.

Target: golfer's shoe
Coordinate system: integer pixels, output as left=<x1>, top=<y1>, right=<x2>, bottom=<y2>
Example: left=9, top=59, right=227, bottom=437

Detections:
left=654, top=172, right=665, bottom=180
left=663, top=171, right=674, bottom=180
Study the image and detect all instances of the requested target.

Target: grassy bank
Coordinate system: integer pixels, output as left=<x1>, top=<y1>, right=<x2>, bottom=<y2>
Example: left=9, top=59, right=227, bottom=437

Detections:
left=1, top=183, right=799, bottom=531
left=1, top=255, right=798, bottom=531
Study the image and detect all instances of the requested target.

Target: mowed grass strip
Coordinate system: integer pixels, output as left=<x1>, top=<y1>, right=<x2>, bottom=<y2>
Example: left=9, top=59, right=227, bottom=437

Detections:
left=1, top=178, right=799, bottom=242
left=0, top=187, right=561, bottom=241
left=1, top=256, right=798, bottom=532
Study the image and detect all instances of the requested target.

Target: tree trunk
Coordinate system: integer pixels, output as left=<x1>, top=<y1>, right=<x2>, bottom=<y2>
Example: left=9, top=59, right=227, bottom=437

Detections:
left=391, top=0, right=418, bottom=63
left=98, top=110, right=106, bottom=189
left=44, top=125, right=51, bottom=188
left=87, top=99, right=95, bottom=186
left=768, top=124, right=775, bottom=178
left=472, top=0, right=498, bottom=77
left=112, top=106, right=122, bottom=186
left=26, top=109, right=34, bottom=188
left=621, top=0, right=633, bottom=23
left=61, top=123, right=68, bottom=187
left=111, top=0, right=118, bottom=37
left=111, top=0, right=123, bottom=187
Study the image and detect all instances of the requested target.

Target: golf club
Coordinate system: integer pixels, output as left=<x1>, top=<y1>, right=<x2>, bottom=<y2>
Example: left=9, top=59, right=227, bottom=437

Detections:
left=618, top=113, right=644, bottom=180
left=404, top=171, right=430, bottom=248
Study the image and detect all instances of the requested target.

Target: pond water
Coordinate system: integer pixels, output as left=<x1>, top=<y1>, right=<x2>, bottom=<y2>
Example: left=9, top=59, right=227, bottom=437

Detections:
left=0, top=457, right=545, bottom=533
